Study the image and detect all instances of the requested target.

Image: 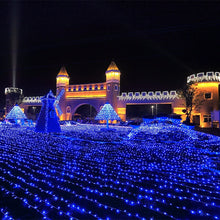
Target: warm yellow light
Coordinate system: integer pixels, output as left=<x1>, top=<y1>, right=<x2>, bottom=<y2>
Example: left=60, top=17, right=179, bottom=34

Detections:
left=59, top=114, right=65, bottom=121
left=117, top=108, right=126, bottom=115
left=106, top=72, right=120, bottom=82
left=57, top=77, right=69, bottom=86
left=173, top=107, right=185, bottom=115
left=66, top=113, right=72, bottom=120
left=66, top=90, right=106, bottom=99
left=195, top=82, right=219, bottom=88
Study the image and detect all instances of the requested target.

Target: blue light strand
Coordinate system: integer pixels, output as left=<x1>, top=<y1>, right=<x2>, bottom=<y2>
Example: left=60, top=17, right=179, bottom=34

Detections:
left=0, top=122, right=219, bottom=219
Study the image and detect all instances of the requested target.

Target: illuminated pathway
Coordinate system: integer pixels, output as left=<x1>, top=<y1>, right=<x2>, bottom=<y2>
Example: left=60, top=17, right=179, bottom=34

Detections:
left=0, top=123, right=219, bottom=219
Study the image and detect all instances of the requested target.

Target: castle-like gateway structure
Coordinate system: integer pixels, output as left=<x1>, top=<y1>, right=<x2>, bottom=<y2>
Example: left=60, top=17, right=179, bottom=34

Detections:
left=11, top=61, right=220, bottom=128
left=55, top=62, right=121, bottom=121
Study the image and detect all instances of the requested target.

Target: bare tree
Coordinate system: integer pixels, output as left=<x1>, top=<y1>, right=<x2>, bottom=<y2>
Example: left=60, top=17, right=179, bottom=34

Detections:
left=178, top=83, right=204, bottom=125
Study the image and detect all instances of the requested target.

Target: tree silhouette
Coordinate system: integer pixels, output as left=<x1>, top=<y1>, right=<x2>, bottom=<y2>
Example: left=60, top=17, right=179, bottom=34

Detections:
left=178, top=83, right=204, bottom=125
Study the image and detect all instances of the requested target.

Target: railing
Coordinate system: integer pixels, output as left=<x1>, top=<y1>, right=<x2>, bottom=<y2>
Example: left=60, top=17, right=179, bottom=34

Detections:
left=187, top=72, right=220, bottom=84
left=118, top=91, right=178, bottom=101
left=67, top=82, right=106, bottom=92
left=22, top=96, right=43, bottom=103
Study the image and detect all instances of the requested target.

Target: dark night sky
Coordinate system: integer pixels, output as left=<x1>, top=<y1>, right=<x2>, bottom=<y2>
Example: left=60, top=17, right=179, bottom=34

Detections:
left=1, top=1, right=220, bottom=108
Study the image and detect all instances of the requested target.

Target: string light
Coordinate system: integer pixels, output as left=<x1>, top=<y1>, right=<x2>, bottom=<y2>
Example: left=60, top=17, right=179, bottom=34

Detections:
left=0, top=121, right=219, bottom=219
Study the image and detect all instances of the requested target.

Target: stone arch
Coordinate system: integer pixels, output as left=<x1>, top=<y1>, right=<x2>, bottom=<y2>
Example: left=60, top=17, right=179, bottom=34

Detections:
left=73, top=103, right=98, bottom=121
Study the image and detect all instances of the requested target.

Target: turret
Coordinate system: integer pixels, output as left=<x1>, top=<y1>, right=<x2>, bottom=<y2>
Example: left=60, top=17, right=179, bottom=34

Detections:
left=56, top=66, right=70, bottom=88
left=105, top=61, right=121, bottom=83
left=56, top=66, right=69, bottom=121
left=105, top=61, right=121, bottom=110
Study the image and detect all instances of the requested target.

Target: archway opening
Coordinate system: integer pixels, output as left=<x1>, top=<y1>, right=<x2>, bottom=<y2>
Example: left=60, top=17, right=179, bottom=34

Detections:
left=74, top=104, right=97, bottom=123
left=126, top=104, right=172, bottom=120
left=27, top=106, right=41, bottom=121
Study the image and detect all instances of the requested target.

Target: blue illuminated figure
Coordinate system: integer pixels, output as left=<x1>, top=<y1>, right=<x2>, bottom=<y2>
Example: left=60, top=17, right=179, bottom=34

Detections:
left=95, top=102, right=121, bottom=128
left=35, top=90, right=61, bottom=133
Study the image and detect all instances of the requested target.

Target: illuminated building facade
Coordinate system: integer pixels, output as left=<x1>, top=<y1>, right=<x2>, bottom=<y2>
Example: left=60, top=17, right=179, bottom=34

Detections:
left=16, top=62, right=220, bottom=128
left=5, top=87, right=23, bottom=114
left=56, top=62, right=120, bottom=121
left=186, top=72, right=220, bottom=128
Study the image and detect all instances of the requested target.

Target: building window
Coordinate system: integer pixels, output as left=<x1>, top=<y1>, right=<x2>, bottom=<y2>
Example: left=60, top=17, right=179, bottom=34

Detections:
left=78, top=86, right=81, bottom=91
left=66, top=106, right=71, bottom=113
left=100, top=85, right=104, bottom=90
left=95, top=85, right=98, bottom=90
left=205, top=92, right=212, bottom=99
left=203, top=115, right=211, bottom=122
left=84, top=86, right=87, bottom=91
left=68, top=87, right=71, bottom=91
left=107, top=84, right=110, bottom=91
left=115, top=85, right=118, bottom=91
left=89, top=85, right=92, bottom=90
left=73, top=87, right=76, bottom=91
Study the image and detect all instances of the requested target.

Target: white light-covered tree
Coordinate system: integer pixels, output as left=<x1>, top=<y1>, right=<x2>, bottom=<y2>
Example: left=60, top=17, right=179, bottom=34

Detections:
left=95, top=103, right=121, bottom=129
left=5, top=104, right=27, bottom=121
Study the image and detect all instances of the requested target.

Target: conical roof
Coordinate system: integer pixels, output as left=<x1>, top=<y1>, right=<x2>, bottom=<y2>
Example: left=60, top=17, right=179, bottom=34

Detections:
left=5, top=104, right=27, bottom=120
left=106, top=61, right=120, bottom=73
left=41, top=90, right=56, bottom=100
left=57, top=66, right=69, bottom=77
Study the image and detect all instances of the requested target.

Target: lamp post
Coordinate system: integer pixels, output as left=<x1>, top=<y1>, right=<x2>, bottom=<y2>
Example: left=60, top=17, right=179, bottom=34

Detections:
left=151, top=105, right=154, bottom=116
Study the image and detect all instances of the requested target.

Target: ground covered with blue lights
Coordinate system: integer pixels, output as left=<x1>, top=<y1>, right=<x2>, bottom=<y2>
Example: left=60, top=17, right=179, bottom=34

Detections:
left=0, top=122, right=219, bottom=220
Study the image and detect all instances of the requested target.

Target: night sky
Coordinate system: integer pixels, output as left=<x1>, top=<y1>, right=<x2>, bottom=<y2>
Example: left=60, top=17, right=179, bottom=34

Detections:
left=1, top=1, right=220, bottom=109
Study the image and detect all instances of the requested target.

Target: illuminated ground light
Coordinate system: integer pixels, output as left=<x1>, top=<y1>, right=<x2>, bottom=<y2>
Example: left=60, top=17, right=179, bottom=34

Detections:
left=0, top=122, right=219, bottom=220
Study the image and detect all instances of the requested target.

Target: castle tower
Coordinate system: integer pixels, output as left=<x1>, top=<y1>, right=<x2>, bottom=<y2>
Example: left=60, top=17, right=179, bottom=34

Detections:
left=56, top=66, right=70, bottom=89
left=56, top=66, right=69, bottom=120
left=105, top=61, right=121, bottom=110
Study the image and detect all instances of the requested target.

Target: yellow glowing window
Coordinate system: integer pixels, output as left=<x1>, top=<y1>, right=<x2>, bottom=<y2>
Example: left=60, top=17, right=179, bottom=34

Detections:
left=57, top=77, right=69, bottom=85
left=106, top=72, right=120, bottom=81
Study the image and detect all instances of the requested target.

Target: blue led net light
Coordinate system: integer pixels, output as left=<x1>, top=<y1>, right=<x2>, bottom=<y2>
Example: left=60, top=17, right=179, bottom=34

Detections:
left=0, top=122, right=219, bottom=219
